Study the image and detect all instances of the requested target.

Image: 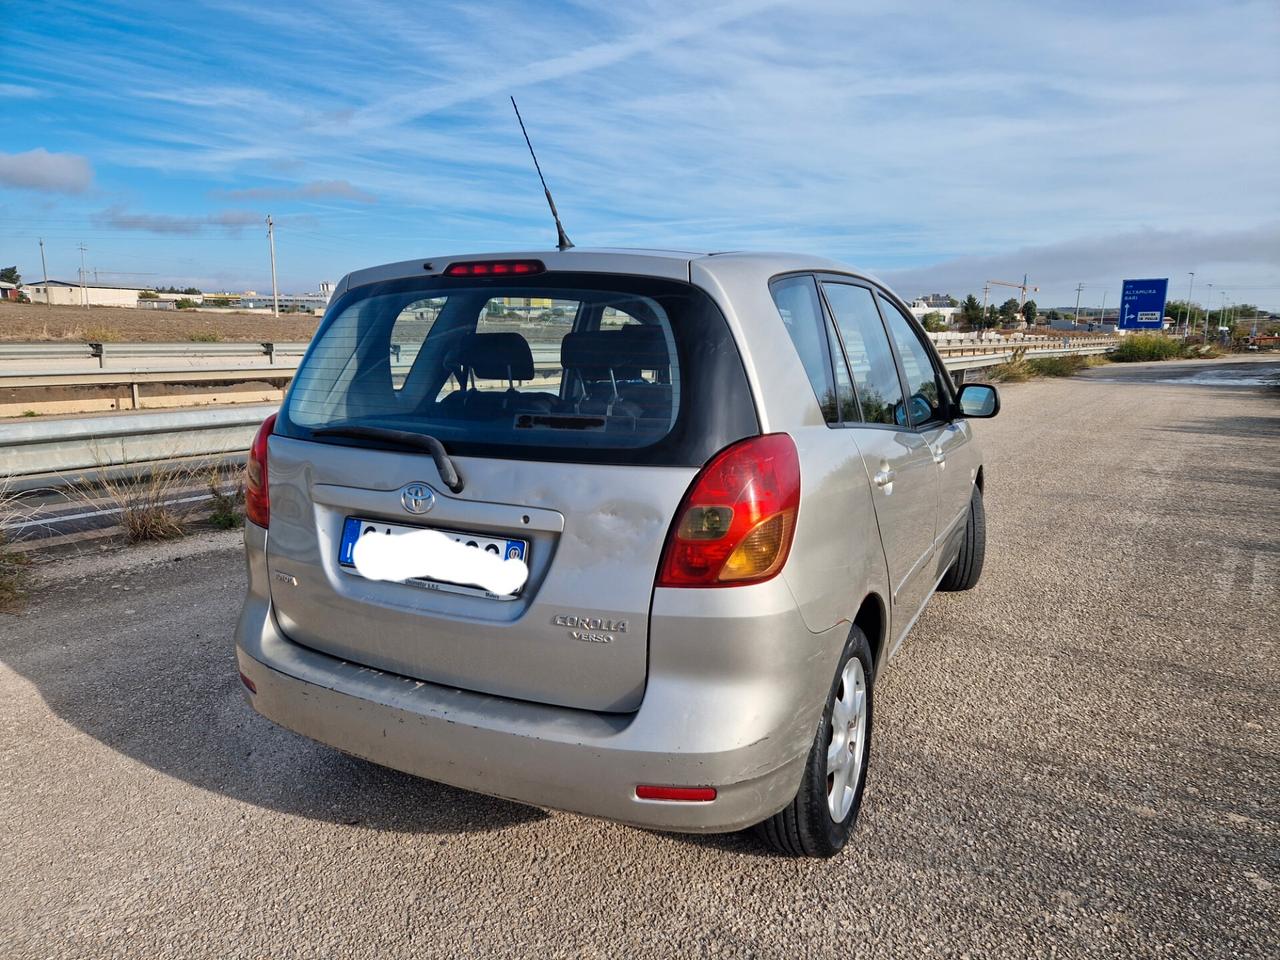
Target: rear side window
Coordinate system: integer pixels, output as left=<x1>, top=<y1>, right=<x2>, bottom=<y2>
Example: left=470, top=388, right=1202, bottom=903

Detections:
left=280, top=272, right=758, bottom=467
left=770, top=275, right=838, bottom=423
left=822, top=282, right=905, bottom=426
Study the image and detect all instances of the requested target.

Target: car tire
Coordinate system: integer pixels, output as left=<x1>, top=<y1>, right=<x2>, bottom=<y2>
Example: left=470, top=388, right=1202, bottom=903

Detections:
left=938, top=486, right=986, bottom=592
left=757, top=626, right=874, bottom=858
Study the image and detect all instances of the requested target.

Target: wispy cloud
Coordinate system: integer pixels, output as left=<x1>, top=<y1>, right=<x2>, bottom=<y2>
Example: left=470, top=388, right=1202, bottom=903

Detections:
left=0, top=83, right=44, bottom=100
left=214, top=179, right=377, bottom=204
left=91, top=205, right=261, bottom=234
left=0, top=148, right=93, bottom=193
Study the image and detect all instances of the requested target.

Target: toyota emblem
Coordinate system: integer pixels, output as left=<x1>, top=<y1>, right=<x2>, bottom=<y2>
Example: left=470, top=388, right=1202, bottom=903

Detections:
left=400, top=482, right=435, bottom=515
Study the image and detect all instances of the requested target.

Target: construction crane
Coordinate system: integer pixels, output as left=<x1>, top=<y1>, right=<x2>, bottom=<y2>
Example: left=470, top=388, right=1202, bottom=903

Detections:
left=981, top=275, right=1040, bottom=323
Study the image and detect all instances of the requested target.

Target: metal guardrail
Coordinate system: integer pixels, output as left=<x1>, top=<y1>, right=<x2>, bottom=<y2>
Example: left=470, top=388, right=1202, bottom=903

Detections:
left=1, top=335, right=1121, bottom=487
left=0, top=405, right=275, bottom=491
left=0, top=341, right=309, bottom=366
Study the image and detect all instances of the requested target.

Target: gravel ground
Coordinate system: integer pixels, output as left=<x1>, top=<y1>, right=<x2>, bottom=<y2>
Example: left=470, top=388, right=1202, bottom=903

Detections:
left=1, top=361, right=1277, bottom=959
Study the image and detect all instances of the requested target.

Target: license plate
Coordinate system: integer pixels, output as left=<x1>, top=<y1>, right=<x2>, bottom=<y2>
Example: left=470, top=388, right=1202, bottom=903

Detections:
left=339, top=516, right=528, bottom=600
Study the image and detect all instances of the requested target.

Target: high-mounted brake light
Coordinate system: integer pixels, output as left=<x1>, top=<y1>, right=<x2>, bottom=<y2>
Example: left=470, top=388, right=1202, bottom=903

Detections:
left=245, top=413, right=277, bottom=528
left=443, top=259, right=545, bottom=278
left=657, top=434, right=801, bottom=587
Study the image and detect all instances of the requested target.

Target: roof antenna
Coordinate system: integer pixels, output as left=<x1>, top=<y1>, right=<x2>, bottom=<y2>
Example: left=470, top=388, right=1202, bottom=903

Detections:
left=510, top=96, right=573, bottom=251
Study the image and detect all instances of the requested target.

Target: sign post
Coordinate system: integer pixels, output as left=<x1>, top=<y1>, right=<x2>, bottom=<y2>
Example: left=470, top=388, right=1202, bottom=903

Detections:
left=1118, top=278, right=1169, bottom=330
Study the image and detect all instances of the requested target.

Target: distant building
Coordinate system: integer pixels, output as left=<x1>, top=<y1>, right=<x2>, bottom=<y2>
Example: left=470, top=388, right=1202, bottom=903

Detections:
left=0, top=281, right=19, bottom=301
left=909, top=298, right=959, bottom=326
left=25, top=280, right=149, bottom=307
left=916, top=293, right=956, bottom=308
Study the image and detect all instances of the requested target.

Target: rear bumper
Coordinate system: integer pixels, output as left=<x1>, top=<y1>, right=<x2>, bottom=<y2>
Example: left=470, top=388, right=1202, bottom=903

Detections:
left=235, top=523, right=843, bottom=833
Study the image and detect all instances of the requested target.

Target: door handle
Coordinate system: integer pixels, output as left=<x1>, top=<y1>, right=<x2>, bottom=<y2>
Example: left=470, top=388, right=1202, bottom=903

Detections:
left=874, top=467, right=896, bottom=488
left=933, top=449, right=946, bottom=466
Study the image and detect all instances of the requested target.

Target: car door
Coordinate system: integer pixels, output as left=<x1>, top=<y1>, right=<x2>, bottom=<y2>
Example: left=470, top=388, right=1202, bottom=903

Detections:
left=820, top=280, right=940, bottom=627
left=874, top=292, right=976, bottom=560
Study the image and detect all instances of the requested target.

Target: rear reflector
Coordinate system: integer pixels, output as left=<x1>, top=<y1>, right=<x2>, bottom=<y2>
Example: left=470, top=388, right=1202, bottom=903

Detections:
left=635, top=785, right=717, bottom=802
left=239, top=671, right=257, bottom=694
left=443, top=259, right=545, bottom=277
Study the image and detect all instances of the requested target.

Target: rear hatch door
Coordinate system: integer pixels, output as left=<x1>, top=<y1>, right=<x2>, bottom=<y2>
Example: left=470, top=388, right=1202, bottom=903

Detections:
left=265, top=266, right=757, bottom=712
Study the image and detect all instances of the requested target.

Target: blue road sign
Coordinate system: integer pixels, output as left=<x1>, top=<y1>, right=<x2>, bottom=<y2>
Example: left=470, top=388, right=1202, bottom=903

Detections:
left=1118, top=278, right=1169, bottom=330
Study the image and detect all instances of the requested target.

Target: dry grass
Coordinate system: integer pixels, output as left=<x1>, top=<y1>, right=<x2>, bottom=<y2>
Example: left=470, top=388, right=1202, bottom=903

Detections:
left=986, top=348, right=1032, bottom=382
left=0, top=300, right=320, bottom=342
left=69, top=466, right=205, bottom=544
left=0, top=480, right=31, bottom=613
left=1026, top=354, right=1089, bottom=377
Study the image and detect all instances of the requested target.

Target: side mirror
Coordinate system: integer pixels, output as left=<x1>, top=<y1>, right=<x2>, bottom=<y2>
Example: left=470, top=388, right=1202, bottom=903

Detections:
left=956, top=383, right=1000, bottom=418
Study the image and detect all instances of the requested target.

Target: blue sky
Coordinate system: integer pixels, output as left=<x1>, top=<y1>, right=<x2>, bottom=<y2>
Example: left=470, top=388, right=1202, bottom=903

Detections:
left=2, top=0, right=1278, bottom=308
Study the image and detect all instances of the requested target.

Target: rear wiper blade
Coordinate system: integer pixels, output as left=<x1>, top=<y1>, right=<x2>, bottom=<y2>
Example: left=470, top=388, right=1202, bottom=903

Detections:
left=311, top=425, right=464, bottom=493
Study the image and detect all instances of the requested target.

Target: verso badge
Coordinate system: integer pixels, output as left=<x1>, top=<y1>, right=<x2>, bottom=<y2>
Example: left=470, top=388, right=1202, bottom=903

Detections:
left=400, top=483, right=435, bottom=515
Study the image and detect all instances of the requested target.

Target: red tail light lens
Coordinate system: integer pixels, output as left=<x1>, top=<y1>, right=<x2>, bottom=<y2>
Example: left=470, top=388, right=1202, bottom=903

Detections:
left=245, top=413, right=277, bottom=528
left=657, top=433, right=800, bottom=587
left=443, top=259, right=545, bottom=277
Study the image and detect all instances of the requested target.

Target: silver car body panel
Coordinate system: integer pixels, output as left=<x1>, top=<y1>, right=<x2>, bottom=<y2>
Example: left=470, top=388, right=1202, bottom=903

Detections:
left=236, top=247, right=985, bottom=831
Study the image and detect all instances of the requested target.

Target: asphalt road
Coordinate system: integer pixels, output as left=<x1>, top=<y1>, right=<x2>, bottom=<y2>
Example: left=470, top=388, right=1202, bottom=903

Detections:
left=2, top=358, right=1277, bottom=959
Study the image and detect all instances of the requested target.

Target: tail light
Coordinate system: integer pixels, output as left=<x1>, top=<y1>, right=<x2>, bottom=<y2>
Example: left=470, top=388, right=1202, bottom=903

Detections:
left=657, top=433, right=800, bottom=587
left=245, top=413, right=277, bottom=528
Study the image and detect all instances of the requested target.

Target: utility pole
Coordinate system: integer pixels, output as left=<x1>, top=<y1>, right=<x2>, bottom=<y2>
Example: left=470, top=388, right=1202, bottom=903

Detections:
left=1182, top=272, right=1195, bottom=338
left=266, top=215, right=280, bottom=317
left=38, top=238, right=49, bottom=306
left=1202, top=282, right=1213, bottom=344
left=1099, top=290, right=1107, bottom=327
left=1073, top=283, right=1084, bottom=327
left=78, top=242, right=88, bottom=309
left=981, top=283, right=990, bottom=328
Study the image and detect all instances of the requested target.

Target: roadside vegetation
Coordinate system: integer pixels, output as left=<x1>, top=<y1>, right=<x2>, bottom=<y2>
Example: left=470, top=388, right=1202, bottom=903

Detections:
left=0, top=481, right=31, bottom=613
left=208, top=471, right=245, bottom=529
left=1110, top=333, right=1223, bottom=362
left=64, top=457, right=249, bottom=546
left=985, top=350, right=1103, bottom=383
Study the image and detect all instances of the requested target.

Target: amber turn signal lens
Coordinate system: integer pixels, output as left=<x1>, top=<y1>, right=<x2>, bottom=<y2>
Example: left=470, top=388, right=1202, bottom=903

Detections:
left=719, top=510, right=796, bottom=581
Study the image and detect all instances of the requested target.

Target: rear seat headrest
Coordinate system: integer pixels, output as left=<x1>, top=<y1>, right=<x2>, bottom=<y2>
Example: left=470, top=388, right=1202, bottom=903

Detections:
left=446, top=332, right=534, bottom=381
left=561, top=326, right=671, bottom=379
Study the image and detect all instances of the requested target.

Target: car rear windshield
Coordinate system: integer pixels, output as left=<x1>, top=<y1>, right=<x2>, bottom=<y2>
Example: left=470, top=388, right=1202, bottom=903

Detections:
left=277, top=271, right=759, bottom=466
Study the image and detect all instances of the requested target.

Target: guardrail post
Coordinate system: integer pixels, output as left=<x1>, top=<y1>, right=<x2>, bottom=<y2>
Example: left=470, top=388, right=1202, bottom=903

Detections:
left=90, top=342, right=104, bottom=368
left=263, top=341, right=275, bottom=365
left=130, top=381, right=140, bottom=410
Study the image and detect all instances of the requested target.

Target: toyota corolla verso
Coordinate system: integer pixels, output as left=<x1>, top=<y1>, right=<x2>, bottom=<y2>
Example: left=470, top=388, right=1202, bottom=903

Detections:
left=234, top=249, right=999, bottom=857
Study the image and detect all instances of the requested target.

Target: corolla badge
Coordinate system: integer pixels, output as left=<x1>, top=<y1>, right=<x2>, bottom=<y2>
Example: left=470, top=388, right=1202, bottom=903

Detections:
left=400, top=482, right=436, bottom=515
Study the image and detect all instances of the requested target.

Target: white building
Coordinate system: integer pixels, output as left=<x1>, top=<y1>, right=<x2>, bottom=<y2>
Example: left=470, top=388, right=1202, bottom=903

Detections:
left=908, top=298, right=960, bottom=326
left=25, top=280, right=148, bottom=308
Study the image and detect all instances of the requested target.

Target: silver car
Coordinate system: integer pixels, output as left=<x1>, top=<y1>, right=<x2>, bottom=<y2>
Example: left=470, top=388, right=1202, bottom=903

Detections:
left=234, top=249, right=999, bottom=857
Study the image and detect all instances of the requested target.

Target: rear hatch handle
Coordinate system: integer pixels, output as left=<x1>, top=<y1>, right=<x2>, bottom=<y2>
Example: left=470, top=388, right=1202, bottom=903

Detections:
left=311, top=426, right=465, bottom=493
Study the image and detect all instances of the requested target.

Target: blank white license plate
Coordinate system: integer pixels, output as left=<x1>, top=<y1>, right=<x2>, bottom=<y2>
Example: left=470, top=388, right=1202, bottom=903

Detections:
left=338, top=516, right=528, bottom=600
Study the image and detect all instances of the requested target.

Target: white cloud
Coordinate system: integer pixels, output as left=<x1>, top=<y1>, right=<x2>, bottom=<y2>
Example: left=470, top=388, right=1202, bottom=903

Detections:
left=0, top=83, right=44, bottom=99
left=0, top=148, right=93, bottom=193
left=216, top=179, right=377, bottom=204
left=91, top=206, right=261, bottom=234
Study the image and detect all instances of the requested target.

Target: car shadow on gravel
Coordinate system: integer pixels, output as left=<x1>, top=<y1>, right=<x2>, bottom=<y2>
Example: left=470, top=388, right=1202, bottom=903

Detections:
left=0, top=562, right=547, bottom=836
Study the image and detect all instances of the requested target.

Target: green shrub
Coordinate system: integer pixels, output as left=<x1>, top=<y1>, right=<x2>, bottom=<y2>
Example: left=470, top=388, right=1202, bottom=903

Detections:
left=208, top=472, right=245, bottom=529
left=1111, top=334, right=1184, bottom=362
left=189, top=331, right=222, bottom=343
